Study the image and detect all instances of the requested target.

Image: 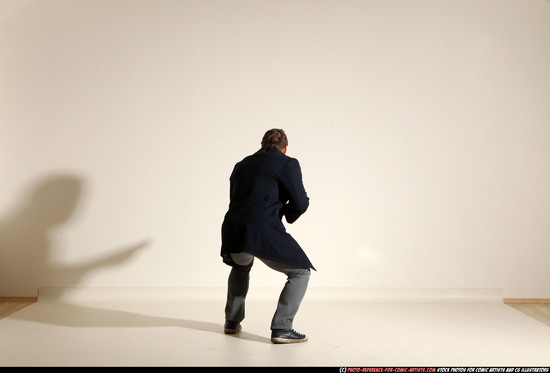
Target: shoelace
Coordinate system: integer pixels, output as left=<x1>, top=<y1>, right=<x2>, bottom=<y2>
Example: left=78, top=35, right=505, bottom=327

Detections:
left=289, top=329, right=305, bottom=338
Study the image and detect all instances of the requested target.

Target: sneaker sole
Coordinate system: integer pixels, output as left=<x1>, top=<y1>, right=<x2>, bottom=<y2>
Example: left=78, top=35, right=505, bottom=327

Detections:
left=224, top=328, right=241, bottom=334
left=270, top=336, right=308, bottom=344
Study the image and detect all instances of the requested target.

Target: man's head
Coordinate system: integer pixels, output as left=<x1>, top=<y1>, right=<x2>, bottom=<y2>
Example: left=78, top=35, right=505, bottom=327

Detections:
left=261, top=128, right=288, bottom=153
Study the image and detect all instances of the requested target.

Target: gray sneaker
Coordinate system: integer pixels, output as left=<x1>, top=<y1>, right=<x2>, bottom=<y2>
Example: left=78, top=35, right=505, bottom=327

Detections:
left=270, top=329, right=308, bottom=344
left=224, top=320, right=242, bottom=334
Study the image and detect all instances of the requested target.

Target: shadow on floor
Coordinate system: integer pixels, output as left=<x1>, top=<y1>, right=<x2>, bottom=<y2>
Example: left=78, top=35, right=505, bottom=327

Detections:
left=9, top=301, right=271, bottom=344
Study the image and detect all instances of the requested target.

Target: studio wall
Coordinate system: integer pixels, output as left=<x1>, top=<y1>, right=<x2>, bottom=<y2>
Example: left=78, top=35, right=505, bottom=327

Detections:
left=1, top=0, right=549, bottom=298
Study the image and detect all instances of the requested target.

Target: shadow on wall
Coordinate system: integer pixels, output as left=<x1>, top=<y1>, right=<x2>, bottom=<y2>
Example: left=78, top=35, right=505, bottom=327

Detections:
left=0, top=174, right=150, bottom=297
left=0, top=176, right=268, bottom=342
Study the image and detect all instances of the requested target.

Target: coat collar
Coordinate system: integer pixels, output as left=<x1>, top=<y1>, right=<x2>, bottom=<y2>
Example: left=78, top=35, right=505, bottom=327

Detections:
left=256, top=146, right=284, bottom=155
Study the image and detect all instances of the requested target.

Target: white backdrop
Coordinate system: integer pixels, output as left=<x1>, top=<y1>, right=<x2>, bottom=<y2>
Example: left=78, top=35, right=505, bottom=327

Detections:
left=1, top=0, right=549, bottom=298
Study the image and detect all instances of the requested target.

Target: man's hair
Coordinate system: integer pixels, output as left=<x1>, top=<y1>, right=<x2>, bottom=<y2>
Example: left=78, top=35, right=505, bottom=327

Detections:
left=261, top=128, right=288, bottom=150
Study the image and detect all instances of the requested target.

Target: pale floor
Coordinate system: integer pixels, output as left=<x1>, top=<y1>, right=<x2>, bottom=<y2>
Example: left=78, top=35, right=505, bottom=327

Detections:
left=1, top=288, right=550, bottom=367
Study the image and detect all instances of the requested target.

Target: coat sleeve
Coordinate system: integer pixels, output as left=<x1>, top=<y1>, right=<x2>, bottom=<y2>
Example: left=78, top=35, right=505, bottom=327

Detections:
left=279, top=158, right=309, bottom=224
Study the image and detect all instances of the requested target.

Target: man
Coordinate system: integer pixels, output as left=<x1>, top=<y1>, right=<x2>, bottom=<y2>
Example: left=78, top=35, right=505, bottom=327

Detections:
left=220, top=128, right=313, bottom=344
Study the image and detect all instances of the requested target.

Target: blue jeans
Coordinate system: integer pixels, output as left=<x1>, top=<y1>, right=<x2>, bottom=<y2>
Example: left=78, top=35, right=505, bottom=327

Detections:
left=225, top=252, right=311, bottom=330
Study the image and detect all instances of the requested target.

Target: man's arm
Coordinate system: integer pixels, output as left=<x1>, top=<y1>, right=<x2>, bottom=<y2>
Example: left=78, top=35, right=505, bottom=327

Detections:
left=279, top=158, right=309, bottom=224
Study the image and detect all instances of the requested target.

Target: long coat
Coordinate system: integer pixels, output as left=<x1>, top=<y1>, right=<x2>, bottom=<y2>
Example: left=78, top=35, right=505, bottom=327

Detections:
left=220, top=146, right=314, bottom=270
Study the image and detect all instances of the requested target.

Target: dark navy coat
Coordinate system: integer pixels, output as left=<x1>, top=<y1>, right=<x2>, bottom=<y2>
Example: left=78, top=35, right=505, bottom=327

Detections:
left=221, top=146, right=314, bottom=269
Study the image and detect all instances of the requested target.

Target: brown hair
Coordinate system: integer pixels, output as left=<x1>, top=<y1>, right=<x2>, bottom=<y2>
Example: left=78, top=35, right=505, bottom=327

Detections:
left=261, top=128, right=288, bottom=150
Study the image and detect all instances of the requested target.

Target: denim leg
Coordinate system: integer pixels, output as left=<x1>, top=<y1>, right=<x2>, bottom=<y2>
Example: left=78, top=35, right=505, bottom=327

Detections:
left=258, top=258, right=311, bottom=330
left=224, top=253, right=254, bottom=323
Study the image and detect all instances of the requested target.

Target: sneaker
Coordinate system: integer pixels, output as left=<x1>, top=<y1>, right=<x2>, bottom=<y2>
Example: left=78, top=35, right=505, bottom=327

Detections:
left=224, top=320, right=242, bottom=334
left=270, top=329, right=308, bottom=344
